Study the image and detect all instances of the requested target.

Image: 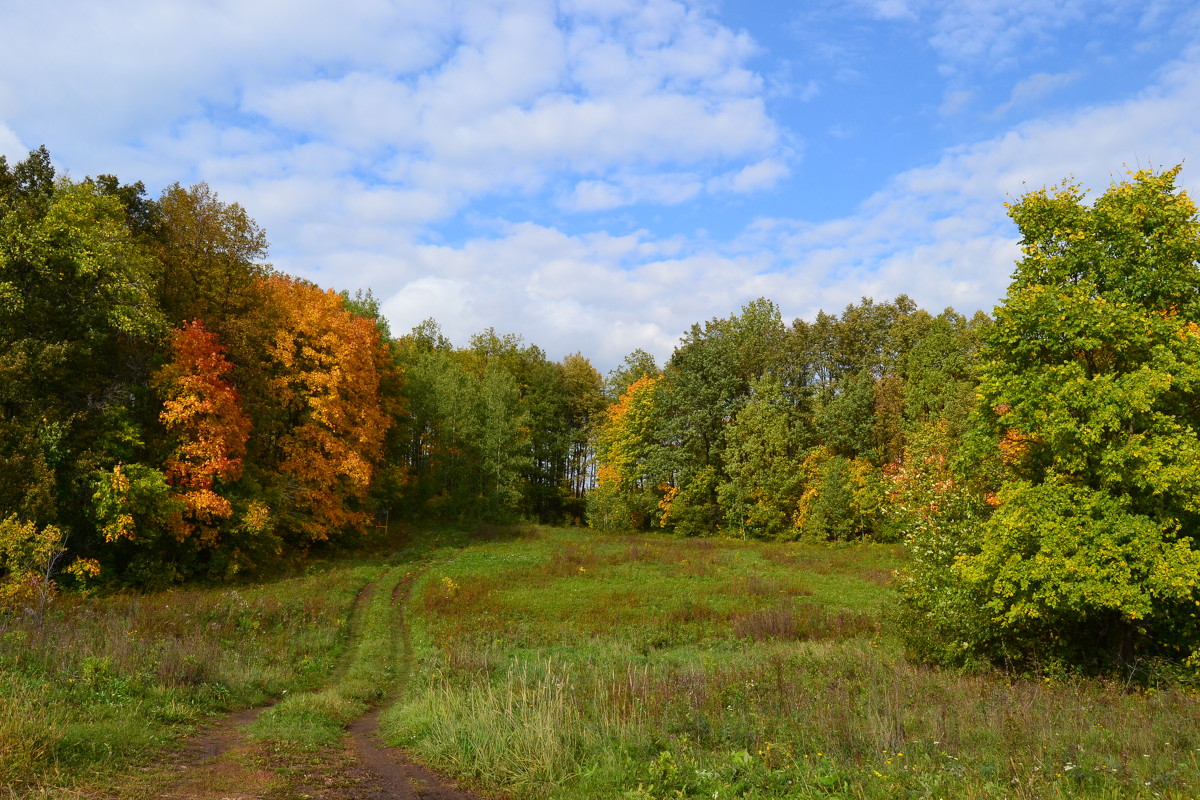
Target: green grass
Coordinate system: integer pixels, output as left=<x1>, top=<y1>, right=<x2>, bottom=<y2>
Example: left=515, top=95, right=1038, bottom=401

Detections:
left=0, top=551, right=395, bottom=796
left=246, top=560, right=413, bottom=746
left=0, top=522, right=535, bottom=797
left=381, top=526, right=1200, bottom=799
left=9, top=524, right=1200, bottom=799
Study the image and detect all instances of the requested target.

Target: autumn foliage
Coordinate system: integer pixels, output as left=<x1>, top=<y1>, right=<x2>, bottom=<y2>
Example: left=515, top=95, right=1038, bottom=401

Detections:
left=11, top=143, right=1200, bottom=679
left=589, top=374, right=662, bottom=530
left=155, top=320, right=250, bottom=545
left=0, top=149, right=424, bottom=592
left=258, top=276, right=389, bottom=542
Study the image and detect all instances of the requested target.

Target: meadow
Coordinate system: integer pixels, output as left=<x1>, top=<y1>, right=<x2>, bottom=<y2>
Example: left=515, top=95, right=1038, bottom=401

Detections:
left=381, top=527, right=1200, bottom=799
left=3, top=525, right=1199, bottom=799
left=0, top=546, right=407, bottom=797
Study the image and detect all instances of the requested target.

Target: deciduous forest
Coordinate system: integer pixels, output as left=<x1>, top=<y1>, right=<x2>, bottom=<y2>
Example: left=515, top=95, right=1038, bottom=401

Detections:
left=4, top=148, right=1200, bottom=798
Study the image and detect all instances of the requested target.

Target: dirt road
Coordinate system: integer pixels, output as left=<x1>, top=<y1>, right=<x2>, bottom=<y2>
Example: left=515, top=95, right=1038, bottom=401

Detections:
left=93, top=565, right=490, bottom=800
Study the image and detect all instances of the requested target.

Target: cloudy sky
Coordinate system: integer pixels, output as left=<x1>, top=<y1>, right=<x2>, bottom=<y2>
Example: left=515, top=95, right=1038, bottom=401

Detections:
left=3, top=0, right=1199, bottom=369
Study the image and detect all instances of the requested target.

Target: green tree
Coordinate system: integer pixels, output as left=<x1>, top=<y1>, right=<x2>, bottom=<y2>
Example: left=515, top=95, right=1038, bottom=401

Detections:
left=654, top=300, right=787, bottom=534
left=395, top=325, right=536, bottom=522
left=902, top=310, right=981, bottom=437
left=478, top=360, right=530, bottom=519
left=607, top=349, right=658, bottom=400
left=814, top=369, right=876, bottom=460
left=793, top=449, right=890, bottom=541
left=0, top=151, right=165, bottom=562
left=718, top=375, right=807, bottom=538
left=153, top=182, right=270, bottom=329
left=953, top=168, right=1200, bottom=668
left=396, top=345, right=480, bottom=516
left=559, top=353, right=607, bottom=514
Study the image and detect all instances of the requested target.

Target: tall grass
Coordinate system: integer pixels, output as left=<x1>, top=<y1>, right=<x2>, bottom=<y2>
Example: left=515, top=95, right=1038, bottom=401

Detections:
left=0, top=561, right=383, bottom=796
left=247, top=562, right=413, bottom=746
left=381, top=528, right=1200, bottom=799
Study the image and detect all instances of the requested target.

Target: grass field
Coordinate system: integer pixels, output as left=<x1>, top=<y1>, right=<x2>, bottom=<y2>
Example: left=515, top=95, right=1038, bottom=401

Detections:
left=0, top=544, right=410, bottom=797
left=381, top=526, right=1200, bottom=799
left=4, top=525, right=1200, bottom=799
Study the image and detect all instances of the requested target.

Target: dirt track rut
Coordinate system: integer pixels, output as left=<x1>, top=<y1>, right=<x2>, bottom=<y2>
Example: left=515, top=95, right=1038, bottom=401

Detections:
left=97, top=563, right=489, bottom=800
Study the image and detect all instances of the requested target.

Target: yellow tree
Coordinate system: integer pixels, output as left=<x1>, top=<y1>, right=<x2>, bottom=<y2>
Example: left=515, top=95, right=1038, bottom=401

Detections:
left=906, top=168, right=1200, bottom=668
left=589, top=374, right=662, bottom=530
left=257, top=276, right=390, bottom=543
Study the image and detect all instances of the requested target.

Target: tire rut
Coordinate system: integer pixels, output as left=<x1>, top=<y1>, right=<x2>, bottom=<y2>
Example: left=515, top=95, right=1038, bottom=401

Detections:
left=91, top=562, right=492, bottom=800
left=88, top=567, right=394, bottom=800
left=343, top=570, right=488, bottom=800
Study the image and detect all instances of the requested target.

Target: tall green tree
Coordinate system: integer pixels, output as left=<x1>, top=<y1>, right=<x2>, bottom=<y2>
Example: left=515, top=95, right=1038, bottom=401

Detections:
left=0, top=151, right=165, bottom=556
left=952, top=168, right=1200, bottom=668
left=153, top=182, right=270, bottom=330
left=559, top=352, right=607, bottom=512
left=395, top=324, right=536, bottom=522
left=655, top=300, right=787, bottom=534
left=718, top=375, right=807, bottom=538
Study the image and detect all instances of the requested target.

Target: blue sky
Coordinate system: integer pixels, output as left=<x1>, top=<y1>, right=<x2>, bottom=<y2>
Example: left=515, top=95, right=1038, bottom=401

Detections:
left=3, top=0, right=1200, bottom=370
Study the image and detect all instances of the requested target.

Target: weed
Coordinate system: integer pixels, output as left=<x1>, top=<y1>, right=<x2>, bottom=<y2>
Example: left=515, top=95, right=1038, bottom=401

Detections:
left=0, top=559, right=385, bottom=794
left=731, top=603, right=877, bottom=642
left=381, top=527, right=1200, bottom=799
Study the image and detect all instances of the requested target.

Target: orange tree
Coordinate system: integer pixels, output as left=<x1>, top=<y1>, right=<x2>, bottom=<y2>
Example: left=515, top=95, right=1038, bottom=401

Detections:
left=252, top=276, right=390, bottom=545
left=154, top=320, right=252, bottom=546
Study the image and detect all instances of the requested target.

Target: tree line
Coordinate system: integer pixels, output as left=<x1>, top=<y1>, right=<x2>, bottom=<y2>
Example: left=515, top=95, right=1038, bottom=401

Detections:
left=589, top=167, right=1200, bottom=672
left=588, top=294, right=985, bottom=541
left=3, top=146, right=1199, bottom=673
left=0, top=147, right=606, bottom=593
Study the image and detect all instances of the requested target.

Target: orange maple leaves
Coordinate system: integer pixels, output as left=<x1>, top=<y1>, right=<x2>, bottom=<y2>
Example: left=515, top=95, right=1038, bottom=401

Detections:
left=155, top=320, right=251, bottom=544
left=152, top=279, right=393, bottom=547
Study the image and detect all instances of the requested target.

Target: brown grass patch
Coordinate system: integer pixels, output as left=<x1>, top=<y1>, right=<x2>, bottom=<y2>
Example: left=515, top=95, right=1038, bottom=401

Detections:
left=473, top=523, right=541, bottom=542
left=666, top=601, right=723, bottom=626
left=421, top=574, right=498, bottom=617
left=731, top=603, right=877, bottom=642
left=860, top=567, right=895, bottom=587
left=542, top=543, right=603, bottom=576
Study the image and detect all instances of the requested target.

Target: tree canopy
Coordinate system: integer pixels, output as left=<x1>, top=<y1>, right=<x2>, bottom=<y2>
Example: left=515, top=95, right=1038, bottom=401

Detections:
left=5, top=145, right=1200, bottom=677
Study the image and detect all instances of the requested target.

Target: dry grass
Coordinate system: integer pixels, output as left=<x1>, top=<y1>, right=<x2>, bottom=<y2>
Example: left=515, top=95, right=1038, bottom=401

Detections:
left=731, top=603, right=877, bottom=642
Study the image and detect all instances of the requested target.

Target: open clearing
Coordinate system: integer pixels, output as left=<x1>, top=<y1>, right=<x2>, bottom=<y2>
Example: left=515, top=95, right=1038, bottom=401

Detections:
left=3, top=526, right=1199, bottom=799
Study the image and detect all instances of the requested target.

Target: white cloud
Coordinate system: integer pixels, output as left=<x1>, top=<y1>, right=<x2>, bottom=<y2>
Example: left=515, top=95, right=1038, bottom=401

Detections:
left=3, top=0, right=1199, bottom=376
left=714, top=159, right=791, bottom=194
left=0, top=122, right=25, bottom=162
left=922, top=0, right=1095, bottom=71
left=852, top=1, right=1192, bottom=78
left=369, top=45, right=1200, bottom=369
left=870, top=0, right=917, bottom=21
left=939, top=88, right=973, bottom=116
left=993, top=71, right=1082, bottom=116
left=566, top=180, right=628, bottom=211
left=0, top=0, right=782, bottom=222
left=564, top=158, right=786, bottom=211
left=238, top=2, right=779, bottom=220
